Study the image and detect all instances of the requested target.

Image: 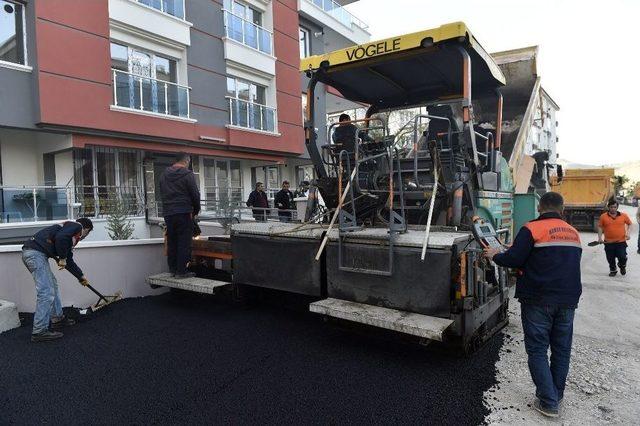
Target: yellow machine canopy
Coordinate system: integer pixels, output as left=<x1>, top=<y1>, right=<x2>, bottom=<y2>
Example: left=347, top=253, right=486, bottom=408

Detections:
left=300, top=22, right=506, bottom=110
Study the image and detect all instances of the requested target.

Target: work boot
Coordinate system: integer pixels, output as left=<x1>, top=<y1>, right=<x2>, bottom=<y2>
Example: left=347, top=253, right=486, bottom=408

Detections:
left=50, top=315, right=76, bottom=329
left=174, top=272, right=196, bottom=279
left=620, top=265, right=627, bottom=275
left=31, top=330, right=63, bottom=342
left=533, top=399, right=559, bottom=418
left=609, top=270, right=617, bottom=277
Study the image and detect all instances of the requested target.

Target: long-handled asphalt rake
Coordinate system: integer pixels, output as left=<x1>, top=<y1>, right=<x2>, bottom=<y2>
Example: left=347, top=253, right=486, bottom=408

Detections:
left=85, top=284, right=123, bottom=313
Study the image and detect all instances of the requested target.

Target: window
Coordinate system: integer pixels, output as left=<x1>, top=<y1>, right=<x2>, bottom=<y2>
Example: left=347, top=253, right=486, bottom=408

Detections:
left=296, top=165, right=315, bottom=186
left=137, top=0, right=185, bottom=19
left=110, top=42, right=188, bottom=118
left=301, top=93, right=307, bottom=125
left=226, top=76, right=275, bottom=132
left=299, top=27, right=310, bottom=58
left=73, top=147, right=144, bottom=217
left=203, top=158, right=243, bottom=210
left=266, top=166, right=279, bottom=199
left=0, top=1, right=26, bottom=66
left=223, top=0, right=272, bottom=54
left=110, top=43, right=128, bottom=72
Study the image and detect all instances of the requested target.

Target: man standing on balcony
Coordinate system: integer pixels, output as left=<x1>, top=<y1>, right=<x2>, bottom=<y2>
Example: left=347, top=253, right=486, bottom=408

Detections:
left=160, top=153, right=200, bottom=279
left=22, top=218, right=94, bottom=342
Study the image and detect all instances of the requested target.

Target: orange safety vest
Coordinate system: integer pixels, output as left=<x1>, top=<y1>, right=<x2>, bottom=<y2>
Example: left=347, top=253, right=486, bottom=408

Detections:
left=524, top=218, right=582, bottom=249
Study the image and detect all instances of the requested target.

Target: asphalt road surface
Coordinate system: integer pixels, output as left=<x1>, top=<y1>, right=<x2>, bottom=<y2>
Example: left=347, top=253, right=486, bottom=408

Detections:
left=1, top=290, right=501, bottom=425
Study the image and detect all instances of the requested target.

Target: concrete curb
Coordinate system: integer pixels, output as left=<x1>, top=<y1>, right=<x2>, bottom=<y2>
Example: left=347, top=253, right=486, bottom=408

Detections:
left=0, top=299, right=20, bottom=334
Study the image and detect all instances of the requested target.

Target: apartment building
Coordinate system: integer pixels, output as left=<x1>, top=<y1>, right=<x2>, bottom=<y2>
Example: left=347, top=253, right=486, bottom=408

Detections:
left=0, top=0, right=369, bottom=238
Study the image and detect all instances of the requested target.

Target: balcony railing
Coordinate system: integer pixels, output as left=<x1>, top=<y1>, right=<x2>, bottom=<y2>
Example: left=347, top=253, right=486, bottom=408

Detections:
left=227, top=97, right=277, bottom=133
left=223, top=10, right=273, bottom=55
left=137, top=0, right=185, bottom=20
left=307, top=0, right=368, bottom=30
left=75, top=185, right=146, bottom=218
left=0, top=186, right=74, bottom=223
left=112, top=69, right=190, bottom=119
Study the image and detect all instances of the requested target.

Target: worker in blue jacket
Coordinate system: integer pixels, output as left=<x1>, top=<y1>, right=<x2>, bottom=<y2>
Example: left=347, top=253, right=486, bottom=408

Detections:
left=483, top=192, right=582, bottom=419
left=22, top=218, right=93, bottom=342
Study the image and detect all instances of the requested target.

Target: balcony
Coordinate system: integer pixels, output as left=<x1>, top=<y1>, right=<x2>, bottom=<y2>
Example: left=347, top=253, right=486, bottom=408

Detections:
left=222, top=10, right=276, bottom=75
left=298, top=0, right=370, bottom=45
left=227, top=97, right=277, bottom=133
left=0, top=186, right=74, bottom=223
left=136, top=0, right=185, bottom=20
left=111, top=69, right=192, bottom=121
left=308, top=0, right=367, bottom=30
left=223, top=10, right=273, bottom=56
left=108, top=0, right=192, bottom=47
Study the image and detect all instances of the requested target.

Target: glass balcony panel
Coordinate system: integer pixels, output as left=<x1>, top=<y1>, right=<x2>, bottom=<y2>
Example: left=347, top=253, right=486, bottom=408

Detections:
left=229, top=98, right=276, bottom=132
left=0, top=187, right=75, bottom=222
left=115, top=72, right=135, bottom=109
left=224, top=11, right=272, bottom=54
left=137, top=0, right=184, bottom=19
left=305, top=0, right=368, bottom=30
left=249, top=103, right=262, bottom=130
left=237, top=99, right=248, bottom=127
left=140, top=78, right=154, bottom=113
left=258, top=28, right=272, bottom=55
left=162, top=0, right=184, bottom=19
left=228, top=14, right=244, bottom=43
left=263, top=107, right=275, bottom=132
left=245, top=21, right=258, bottom=49
left=113, top=69, right=189, bottom=118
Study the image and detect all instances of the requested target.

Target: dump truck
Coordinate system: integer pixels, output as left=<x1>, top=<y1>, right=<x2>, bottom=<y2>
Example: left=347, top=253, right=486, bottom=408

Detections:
left=149, top=22, right=522, bottom=353
left=550, top=168, right=615, bottom=231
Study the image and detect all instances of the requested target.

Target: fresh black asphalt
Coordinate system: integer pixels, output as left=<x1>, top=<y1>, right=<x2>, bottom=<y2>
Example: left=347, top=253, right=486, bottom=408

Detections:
left=0, top=291, right=503, bottom=425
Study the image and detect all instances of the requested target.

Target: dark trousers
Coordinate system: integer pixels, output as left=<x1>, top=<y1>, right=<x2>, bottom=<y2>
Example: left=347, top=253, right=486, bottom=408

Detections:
left=278, top=210, right=291, bottom=222
left=521, top=303, right=575, bottom=410
left=252, top=209, right=267, bottom=222
left=604, top=242, right=627, bottom=271
left=165, top=213, right=193, bottom=275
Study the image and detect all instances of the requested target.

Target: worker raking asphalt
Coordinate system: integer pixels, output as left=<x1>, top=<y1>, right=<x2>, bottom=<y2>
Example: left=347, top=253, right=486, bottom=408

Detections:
left=0, top=292, right=502, bottom=425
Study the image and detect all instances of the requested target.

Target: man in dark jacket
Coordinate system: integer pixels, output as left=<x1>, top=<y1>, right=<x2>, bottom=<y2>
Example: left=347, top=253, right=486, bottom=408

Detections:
left=274, top=181, right=295, bottom=222
left=484, top=192, right=582, bottom=419
left=246, top=182, right=269, bottom=221
left=159, top=152, right=200, bottom=279
left=22, top=218, right=93, bottom=342
left=332, top=113, right=373, bottom=155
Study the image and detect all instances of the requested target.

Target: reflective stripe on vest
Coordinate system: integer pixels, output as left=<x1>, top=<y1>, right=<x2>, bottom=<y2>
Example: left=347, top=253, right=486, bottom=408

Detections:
left=524, top=218, right=582, bottom=249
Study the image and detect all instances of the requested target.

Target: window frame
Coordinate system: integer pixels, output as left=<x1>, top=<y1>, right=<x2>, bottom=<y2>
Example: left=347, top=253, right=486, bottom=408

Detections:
left=299, top=26, right=310, bottom=58
left=202, top=157, right=243, bottom=209
left=0, top=0, right=29, bottom=69
left=72, top=146, right=144, bottom=218
left=226, top=76, right=268, bottom=106
left=110, top=41, right=178, bottom=83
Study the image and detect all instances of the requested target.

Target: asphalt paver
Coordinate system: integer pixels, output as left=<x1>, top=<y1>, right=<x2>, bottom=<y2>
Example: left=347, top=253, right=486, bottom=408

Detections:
left=0, top=292, right=502, bottom=425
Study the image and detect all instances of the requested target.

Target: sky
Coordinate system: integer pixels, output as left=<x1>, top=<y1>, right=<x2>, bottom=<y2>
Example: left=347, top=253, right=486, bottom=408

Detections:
left=343, top=0, right=639, bottom=165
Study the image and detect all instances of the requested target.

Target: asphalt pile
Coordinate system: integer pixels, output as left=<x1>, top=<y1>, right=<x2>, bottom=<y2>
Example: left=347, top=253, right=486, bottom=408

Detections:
left=0, top=292, right=502, bottom=425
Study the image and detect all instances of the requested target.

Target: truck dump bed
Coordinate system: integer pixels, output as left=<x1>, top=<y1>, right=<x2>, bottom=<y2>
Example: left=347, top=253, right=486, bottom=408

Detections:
left=478, top=46, right=560, bottom=195
left=550, top=168, right=615, bottom=231
left=551, top=168, right=615, bottom=207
